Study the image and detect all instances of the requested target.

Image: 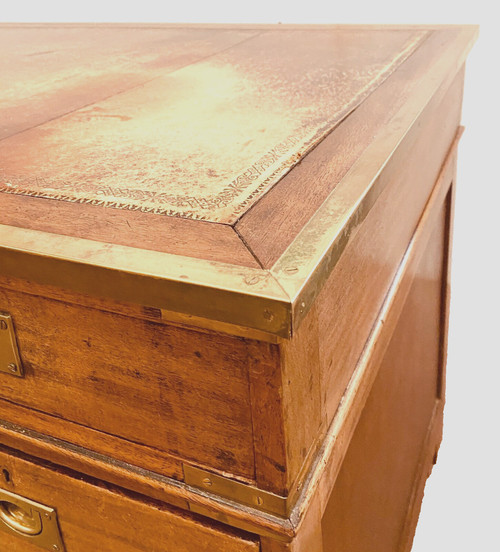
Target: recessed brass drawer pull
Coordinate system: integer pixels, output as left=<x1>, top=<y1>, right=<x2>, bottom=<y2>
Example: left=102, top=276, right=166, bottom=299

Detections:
left=0, top=312, right=24, bottom=378
left=0, top=488, right=65, bottom=551
left=0, top=499, right=43, bottom=535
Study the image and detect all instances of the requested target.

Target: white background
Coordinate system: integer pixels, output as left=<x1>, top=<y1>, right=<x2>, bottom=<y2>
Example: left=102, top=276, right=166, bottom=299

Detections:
left=2, top=2, right=498, bottom=551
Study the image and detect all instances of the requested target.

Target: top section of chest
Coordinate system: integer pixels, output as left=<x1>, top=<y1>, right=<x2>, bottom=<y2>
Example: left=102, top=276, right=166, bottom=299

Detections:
left=0, top=24, right=477, bottom=338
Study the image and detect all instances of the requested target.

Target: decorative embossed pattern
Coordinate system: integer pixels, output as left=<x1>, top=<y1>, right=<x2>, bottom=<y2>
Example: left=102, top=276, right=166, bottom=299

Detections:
left=0, top=27, right=428, bottom=223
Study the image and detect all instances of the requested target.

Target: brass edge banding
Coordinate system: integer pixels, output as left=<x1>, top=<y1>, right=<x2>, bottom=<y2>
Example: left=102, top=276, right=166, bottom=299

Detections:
left=0, top=419, right=294, bottom=541
left=0, top=230, right=292, bottom=337
left=183, top=464, right=289, bottom=517
left=160, top=309, right=284, bottom=344
left=271, top=27, right=478, bottom=334
left=0, top=27, right=477, bottom=340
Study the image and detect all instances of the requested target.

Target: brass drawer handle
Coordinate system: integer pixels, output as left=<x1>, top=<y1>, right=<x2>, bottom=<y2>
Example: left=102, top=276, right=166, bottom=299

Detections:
left=0, top=499, right=43, bottom=535
left=0, top=312, right=24, bottom=378
left=0, top=488, right=65, bottom=551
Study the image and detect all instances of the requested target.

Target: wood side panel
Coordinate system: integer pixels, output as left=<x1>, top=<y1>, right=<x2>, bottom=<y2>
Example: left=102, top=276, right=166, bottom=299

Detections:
left=0, top=447, right=259, bottom=552
left=247, top=340, right=288, bottom=494
left=398, top=402, right=444, bottom=552
left=0, top=287, right=261, bottom=481
left=316, top=67, right=464, bottom=428
left=261, top=147, right=457, bottom=549
left=292, top=141, right=459, bottom=530
left=398, top=187, right=455, bottom=552
left=249, top=305, right=324, bottom=496
left=320, top=202, right=448, bottom=552
left=235, top=29, right=459, bottom=267
left=279, top=304, right=324, bottom=493
left=266, top=68, right=464, bottom=497
left=0, top=195, right=261, bottom=268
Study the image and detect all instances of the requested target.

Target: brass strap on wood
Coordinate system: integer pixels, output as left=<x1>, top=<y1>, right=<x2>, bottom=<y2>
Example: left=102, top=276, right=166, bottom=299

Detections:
left=0, top=313, right=24, bottom=378
left=183, top=464, right=289, bottom=517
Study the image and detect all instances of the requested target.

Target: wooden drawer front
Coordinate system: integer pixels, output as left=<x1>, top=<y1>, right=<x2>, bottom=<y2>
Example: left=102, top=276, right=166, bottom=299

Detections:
left=321, top=192, right=450, bottom=552
left=0, top=446, right=259, bottom=552
left=0, top=290, right=259, bottom=481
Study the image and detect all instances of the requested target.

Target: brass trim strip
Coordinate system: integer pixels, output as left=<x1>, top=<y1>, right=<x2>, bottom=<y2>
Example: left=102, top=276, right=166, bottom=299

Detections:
left=0, top=128, right=467, bottom=546
left=0, top=419, right=294, bottom=541
left=0, top=230, right=291, bottom=337
left=183, top=464, right=288, bottom=517
left=0, top=27, right=478, bottom=338
left=271, top=27, right=478, bottom=333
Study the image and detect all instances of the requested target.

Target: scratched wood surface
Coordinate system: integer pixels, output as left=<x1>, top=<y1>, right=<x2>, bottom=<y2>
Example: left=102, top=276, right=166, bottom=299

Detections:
left=0, top=67, right=465, bottom=499
left=0, top=280, right=268, bottom=482
left=0, top=25, right=477, bottom=552
left=0, top=446, right=259, bottom=552
left=0, top=25, right=427, bottom=227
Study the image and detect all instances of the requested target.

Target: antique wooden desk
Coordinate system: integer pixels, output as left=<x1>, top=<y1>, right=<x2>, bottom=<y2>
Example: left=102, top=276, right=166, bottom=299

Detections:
left=0, top=24, right=477, bottom=551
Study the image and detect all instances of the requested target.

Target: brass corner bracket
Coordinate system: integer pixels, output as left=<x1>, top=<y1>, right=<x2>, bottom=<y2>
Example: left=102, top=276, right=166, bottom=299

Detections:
left=183, top=464, right=289, bottom=517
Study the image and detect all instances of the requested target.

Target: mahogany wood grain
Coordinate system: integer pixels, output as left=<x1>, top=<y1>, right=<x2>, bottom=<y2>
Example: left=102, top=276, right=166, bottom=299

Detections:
left=247, top=340, right=287, bottom=494
left=0, top=285, right=268, bottom=482
left=0, top=446, right=259, bottom=552
left=0, top=400, right=185, bottom=483
left=0, top=194, right=261, bottom=268
left=320, top=202, right=448, bottom=552
left=278, top=304, right=324, bottom=495
left=249, top=306, right=324, bottom=496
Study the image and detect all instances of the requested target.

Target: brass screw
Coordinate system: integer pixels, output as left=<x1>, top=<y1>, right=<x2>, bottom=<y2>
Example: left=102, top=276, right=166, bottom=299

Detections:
left=202, top=477, right=212, bottom=487
left=245, top=275, right=262, bottom=286
left=0, top=320, right=7, bottom=330
left=263, top=309, right=274, bottom=321
left=255, top=496, right=264, bottom=506
left=52, top=545, right=60, bottom=551
left=44, top=512, right=51, bottom=520
left=284, top=266, right=299, bottom=275
left=8, top=363, right=17, bottom=373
